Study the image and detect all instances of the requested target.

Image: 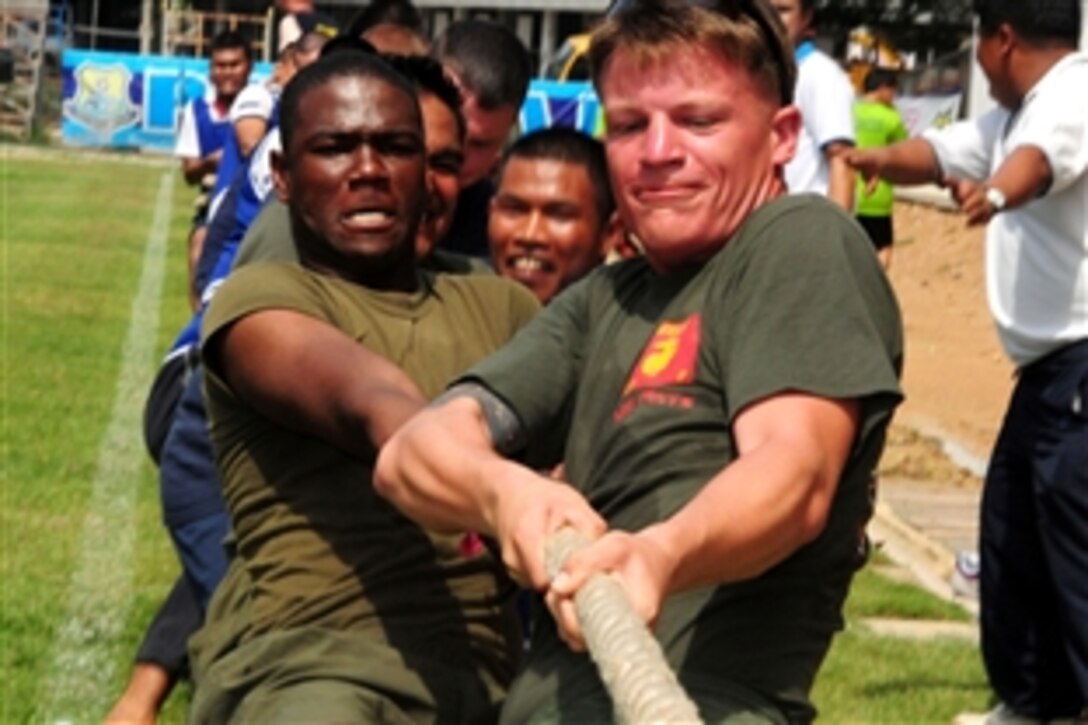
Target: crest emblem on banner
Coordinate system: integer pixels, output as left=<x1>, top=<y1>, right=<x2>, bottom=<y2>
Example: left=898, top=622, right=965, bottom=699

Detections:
left=63, top=62, right=141, bottom=138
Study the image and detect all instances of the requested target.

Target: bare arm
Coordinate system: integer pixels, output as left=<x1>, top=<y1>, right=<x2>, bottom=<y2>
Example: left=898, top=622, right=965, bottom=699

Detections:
left=207, top=308, right=426, bottom=455
left=374, top=393, right=607, bottom=587
left=547, top=392, right=859, bottom=648
left=181, top=149, right=222, bottom=186
left=842, top=137, right=943, bottom=189
left=824, top=141, right=856, bottom=211
left=944, top=145, right=1052, bottom=226
left=234, top=116, right=269, bottom=159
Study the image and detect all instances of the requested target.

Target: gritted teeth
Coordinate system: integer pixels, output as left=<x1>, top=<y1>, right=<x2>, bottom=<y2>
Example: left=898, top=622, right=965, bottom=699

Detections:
left=510, top=256, right=550, bottom=273
left=347, top=209, right=393, bottom=222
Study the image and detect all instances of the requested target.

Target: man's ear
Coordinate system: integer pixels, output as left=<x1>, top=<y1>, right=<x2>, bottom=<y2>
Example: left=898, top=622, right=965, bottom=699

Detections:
left=598, top=210, right=628, bottom=261
left=770, top=105, right=802, bottom=169
left=995, top=22, right=1017, bottom=56
left=270, top=150, right=291, bottom=204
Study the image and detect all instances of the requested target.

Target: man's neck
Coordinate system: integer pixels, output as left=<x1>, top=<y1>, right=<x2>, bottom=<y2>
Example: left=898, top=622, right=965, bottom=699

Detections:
left=213, top=94, right=236, bottom=116
left=298, top=242, right=421, bottom=293
left=308, top=259, right=420, bottom=293
left=1012, top=46, right=1075, bottom=103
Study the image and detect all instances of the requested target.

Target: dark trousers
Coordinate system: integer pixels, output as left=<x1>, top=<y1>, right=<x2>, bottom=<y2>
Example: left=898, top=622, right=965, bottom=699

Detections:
left=135, top=368, right=230, bottom=672
left=980, top=339, right=1088, bottom=718
left=136, top=575, right=203, bottom=674
left=135, top=506, right=230, bottom=672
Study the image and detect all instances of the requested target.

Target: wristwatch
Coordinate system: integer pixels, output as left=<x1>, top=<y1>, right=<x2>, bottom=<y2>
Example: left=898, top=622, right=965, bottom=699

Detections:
left=985, top=186, right=1007, bottom=213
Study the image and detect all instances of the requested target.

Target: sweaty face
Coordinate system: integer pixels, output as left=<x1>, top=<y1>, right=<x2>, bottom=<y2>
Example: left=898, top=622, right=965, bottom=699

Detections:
left=489, top=157, right=606, bottom=303
left=416, top=92, right=464, bottom=259
left=274, top=74, right=426, bottom=286
left=600, top=45, right=797, bottom=272
left=771, top=0, right=810, bottom=48
left=209, top=48, right=251, bottom=100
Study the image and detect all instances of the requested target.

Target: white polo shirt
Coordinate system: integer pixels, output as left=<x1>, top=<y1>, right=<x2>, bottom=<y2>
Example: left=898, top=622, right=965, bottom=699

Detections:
left=229, top=83, right=276, bottom=125
left=785, top=43, right=857, bottom=196
left=924, top=52, right=1088, bottom=367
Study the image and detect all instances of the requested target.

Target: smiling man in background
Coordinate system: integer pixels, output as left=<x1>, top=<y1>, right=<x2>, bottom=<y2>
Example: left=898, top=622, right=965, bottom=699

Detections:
left=489, top=127, right=621, bottom=304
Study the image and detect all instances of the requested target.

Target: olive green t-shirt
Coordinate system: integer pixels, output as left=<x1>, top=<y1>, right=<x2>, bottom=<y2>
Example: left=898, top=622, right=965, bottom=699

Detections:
left=200, top=262, right=539, bottom=688
left=464, top=195, right=904, bottom=723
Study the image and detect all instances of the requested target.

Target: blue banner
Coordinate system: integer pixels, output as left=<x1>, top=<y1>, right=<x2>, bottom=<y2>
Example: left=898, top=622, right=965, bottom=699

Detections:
left=60, top=50, right=601, bottom=153
left=61, top=50, right=272, bottom=153
left=519, top=80, right=602, bottom=138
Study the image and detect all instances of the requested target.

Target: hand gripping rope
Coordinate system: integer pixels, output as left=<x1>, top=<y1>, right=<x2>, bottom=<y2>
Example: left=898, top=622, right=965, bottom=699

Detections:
left=544, top=528, right=703, bottom=724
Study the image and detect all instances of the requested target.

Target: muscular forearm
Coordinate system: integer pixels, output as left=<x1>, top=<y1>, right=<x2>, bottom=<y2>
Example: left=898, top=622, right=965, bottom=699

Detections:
left=375, top=398, right=510, bottom=535
left=377, top=396, right=607, bottom=588
left=641, top=443, right=833, bottom=592
left=211, top=308, right=426, bottom=460
left=641, top=395, right=857, bottom=594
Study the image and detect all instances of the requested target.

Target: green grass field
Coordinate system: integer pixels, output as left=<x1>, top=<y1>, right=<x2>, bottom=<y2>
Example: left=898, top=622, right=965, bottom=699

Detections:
left=1, top=148, right=991, bottom=723
left=2, top=148, right=193, bottom=722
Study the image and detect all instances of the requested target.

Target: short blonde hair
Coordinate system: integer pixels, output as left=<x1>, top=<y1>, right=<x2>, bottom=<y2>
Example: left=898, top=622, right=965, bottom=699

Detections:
left=590, top=0, right=795, bottom=107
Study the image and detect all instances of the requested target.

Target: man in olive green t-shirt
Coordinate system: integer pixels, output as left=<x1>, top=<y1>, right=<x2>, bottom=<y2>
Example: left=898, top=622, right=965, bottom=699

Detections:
left=376, top=3, right=903, bottom=722
left=189, top=50, right=539, bottom=722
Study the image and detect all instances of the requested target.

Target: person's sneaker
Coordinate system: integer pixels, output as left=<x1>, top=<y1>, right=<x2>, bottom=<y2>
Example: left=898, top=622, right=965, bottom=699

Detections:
left=953, top=704, right=1039, bottom=725
left=952, top=703, right=1087, bottom=725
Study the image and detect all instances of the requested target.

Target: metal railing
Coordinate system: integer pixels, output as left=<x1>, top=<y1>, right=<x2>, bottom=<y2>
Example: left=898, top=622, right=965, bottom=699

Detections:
left=160, top=6, right=274, bottom=61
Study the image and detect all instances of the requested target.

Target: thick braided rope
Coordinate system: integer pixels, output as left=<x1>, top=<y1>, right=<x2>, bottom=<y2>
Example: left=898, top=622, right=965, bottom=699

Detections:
left=544, top=528, right=703, bottom=724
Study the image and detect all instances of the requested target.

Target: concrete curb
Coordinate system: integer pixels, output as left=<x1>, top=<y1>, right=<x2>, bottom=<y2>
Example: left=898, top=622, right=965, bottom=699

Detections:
left=861, top=616, right=978, bottom=643
left=869, top=500, right=979, bottom=618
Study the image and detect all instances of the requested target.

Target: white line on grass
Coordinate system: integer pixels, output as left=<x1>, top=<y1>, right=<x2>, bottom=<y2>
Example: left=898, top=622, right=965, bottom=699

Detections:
left=42, top=171, right=174, bottom=722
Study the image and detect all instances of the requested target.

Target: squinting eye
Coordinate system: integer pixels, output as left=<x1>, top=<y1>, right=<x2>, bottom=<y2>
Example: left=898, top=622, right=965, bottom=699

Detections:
left=430, top=162, right=459, bottom=175
left=312, top=141, right=349, bottom=156
left=429, top=153, right=463, bottom=175
left=607, top=120, right=643, bottom=138
left=548, top=208, right=580, bottom=221
left=494, top=200, right=527, bottom=216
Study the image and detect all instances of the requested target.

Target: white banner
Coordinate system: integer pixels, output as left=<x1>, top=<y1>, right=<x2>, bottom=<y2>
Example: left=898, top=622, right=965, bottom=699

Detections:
left=895, top=94, right=963, bottom=137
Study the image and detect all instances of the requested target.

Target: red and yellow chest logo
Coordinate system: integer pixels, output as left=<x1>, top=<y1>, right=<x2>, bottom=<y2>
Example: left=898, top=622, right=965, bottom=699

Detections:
left=624, top=314, right=702, bottom=394
left=615, top=314, right=701, bottom=422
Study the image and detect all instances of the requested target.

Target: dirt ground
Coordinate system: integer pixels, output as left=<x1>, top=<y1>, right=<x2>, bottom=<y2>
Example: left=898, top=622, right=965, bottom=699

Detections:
left=877, top=198, right=1015, bottom=490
